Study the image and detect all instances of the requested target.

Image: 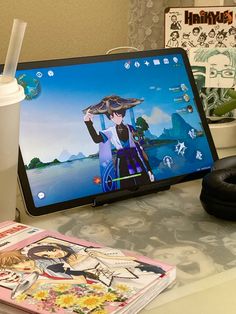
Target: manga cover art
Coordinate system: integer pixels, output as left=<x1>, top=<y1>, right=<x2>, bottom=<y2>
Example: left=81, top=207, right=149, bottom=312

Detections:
left=165, top=7, right=236, bottom=52
left=0, top=222, right=175, bottom=314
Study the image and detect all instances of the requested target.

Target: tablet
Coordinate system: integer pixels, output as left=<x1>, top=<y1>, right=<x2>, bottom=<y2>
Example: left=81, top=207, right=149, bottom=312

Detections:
left=14, top=48, right=217, bottom=216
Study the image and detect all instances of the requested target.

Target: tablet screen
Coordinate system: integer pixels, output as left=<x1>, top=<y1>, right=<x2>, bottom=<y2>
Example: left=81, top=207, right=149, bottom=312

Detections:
left=16, top=48, right=217, bottom=215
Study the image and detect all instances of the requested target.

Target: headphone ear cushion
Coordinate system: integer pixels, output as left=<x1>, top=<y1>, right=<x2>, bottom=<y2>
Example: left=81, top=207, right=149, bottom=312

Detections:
left=200, top=168, right=236, bottom=220
left=202, top=168, right=236, bottom=202
left=212, top=156, right=236, bottom=171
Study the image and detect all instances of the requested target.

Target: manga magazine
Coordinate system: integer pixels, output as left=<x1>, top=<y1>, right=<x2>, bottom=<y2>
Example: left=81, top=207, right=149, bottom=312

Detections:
left=0, top=221, right=176, bottom=314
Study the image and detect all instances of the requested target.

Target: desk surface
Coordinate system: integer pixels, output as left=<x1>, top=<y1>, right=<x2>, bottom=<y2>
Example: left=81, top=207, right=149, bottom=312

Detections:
left=15, top=142, right=236, bottom=314
left=17, top=175, right=236, bottom=314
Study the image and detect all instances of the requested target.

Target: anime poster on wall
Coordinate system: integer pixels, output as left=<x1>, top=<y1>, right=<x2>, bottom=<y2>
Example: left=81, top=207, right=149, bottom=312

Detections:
left=164, top=6, right=236, bottom=51
left=189, top=48, right=236, bottom=119
left=165, top=7, right=236, bottom=119
left=189, top=48, right=236, bottom=89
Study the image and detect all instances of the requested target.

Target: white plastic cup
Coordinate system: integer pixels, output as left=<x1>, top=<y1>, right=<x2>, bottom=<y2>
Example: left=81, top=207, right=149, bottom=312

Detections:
left=0, top=75, right=25, bottom=221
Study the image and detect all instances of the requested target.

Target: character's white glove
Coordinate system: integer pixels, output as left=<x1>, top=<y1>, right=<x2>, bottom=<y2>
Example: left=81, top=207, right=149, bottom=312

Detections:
left=148, top=171, right=155, bottom=182
left=84, top=109, right=94, bottom=122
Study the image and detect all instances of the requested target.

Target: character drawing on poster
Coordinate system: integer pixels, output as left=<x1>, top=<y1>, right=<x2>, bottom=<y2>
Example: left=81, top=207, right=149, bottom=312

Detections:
left=192, top=27, right=200, bottom=37
left=165, top=7, right=236, bottom=50
left=197, top=32, right=209, bottom=47
left=83, top=95, right=154, bottom=191
left=170, top=14, right=182, bottom=30
left=189, top=27, right=201, bottom=47
left=215, top=29, right=227, bottom=47
left=230, top=34, right=236, bottom=47
left=229, top=26, right=236, bottom=36
left=208, top=29, right=216, bottom=46
left=166, top=31, right=180, bottom=48
left=181, top=32, right=194, bottom=48
left=193, top=49, right=236, bottom=88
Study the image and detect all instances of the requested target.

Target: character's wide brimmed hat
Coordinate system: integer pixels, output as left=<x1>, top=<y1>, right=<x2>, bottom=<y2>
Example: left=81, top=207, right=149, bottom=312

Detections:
left=82, top=95, right=143, bottom=115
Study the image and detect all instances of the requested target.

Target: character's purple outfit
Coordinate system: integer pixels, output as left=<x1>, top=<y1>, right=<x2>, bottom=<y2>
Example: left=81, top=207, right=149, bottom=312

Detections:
left=85, top=121, right=152, bottom=189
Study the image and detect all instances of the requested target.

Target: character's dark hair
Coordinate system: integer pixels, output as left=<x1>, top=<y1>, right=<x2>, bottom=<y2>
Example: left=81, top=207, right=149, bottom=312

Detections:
left=199, top=32, right=207, bottom=41
left=171, top=14, right=177, bottom=19
left=105, top=109, right=126, bottom=120
left=229, top=26, right=236, bottom=35
left=193, top=27, right=200, bottom=33
left=217, top=29, right=227, bottom=39
left=170, top=31, right=179, bottom=38
left=208, top=28, right=215, bottom=35
left=27, top=243, right=75, bottom=261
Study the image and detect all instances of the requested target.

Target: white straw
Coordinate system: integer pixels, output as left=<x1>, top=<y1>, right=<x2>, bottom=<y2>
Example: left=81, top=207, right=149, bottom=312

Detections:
left=3, top=19, right=27, bottom=78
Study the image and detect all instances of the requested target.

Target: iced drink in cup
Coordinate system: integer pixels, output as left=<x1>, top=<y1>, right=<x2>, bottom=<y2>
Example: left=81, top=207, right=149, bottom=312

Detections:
left=0, top=19, right=26, bottom=221
left=0, top=76, right=25, bottom=220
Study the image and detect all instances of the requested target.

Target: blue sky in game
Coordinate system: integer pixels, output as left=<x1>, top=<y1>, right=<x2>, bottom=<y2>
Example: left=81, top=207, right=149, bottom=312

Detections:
left=18, top=53, right=203, bottom=164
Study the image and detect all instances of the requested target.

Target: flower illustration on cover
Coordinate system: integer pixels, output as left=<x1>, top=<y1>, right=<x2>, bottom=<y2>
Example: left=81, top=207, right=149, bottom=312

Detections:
left=17, top=282, right=132, bottom=313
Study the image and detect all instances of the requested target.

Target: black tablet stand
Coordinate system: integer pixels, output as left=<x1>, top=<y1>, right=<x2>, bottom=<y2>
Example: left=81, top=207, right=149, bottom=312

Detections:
left=92, top=184, right=170, bottom=207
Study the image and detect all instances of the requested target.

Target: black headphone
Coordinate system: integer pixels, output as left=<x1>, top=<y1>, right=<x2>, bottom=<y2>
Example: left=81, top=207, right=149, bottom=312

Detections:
left=200, top=156, right=236, bottom=220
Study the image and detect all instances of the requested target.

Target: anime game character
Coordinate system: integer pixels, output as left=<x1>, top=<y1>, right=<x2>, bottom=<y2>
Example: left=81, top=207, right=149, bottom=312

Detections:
left=166, top=31, right=179, bottom=47
left=83, top=95, right=154, bottom=190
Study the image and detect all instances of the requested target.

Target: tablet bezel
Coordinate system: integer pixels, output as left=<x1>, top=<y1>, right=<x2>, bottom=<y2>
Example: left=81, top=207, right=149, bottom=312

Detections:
left=13, top=48, right=218, bottom=215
